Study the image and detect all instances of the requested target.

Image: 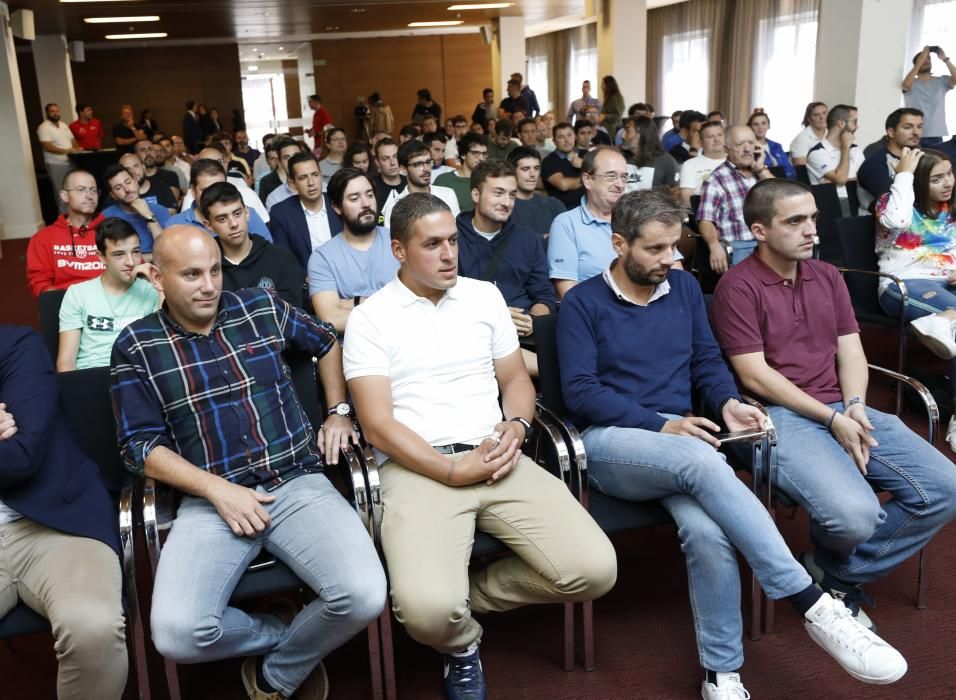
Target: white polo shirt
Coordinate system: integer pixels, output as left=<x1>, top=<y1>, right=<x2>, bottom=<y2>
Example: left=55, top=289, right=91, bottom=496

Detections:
left=36, top=120, right=74, bottom=165
left=806, top=138, right=864, bottom=198
left=344, top=275, right=519, bottom=451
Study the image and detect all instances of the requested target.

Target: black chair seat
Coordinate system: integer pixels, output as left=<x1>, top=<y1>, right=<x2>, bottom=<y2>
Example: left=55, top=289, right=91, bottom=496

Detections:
left=472, top=531, right=508, bottom=558
left=0, top=604, right=51, bottom=638
left=231, top=558, right=304, bottom=602
left=588, top=491, right=672, bottom=533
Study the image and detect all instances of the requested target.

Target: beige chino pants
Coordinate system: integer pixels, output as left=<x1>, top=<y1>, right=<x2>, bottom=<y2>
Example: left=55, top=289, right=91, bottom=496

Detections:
left=380, top=453, right=617, bottom=653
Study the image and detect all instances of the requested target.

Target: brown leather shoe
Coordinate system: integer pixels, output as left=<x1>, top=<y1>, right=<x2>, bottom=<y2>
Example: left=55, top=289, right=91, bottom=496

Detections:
left=240, top=657, right=284, bottom=700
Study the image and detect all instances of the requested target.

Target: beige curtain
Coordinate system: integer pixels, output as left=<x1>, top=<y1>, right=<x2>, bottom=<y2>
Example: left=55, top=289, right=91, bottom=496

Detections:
left=526, top=23, right=596, bottom=122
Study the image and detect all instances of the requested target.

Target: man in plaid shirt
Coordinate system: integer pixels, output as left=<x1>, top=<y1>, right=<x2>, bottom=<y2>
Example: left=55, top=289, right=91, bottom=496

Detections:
left=110, top=225, right=385, bottom=700
left=697, top=125, right=775, bottom=274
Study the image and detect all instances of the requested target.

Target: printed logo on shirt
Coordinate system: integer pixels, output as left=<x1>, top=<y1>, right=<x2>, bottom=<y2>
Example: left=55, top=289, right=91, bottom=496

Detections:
left=87, top=315, right=114, bottom=332
left=257, top=277, right=276, bottom=291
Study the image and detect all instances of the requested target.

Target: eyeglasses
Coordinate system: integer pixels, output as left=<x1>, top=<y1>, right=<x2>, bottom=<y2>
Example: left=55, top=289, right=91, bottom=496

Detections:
left=590, top=172, right=629, bottom=183
left=407, top=159, right=434, bottom=170
left=65, top=186, right=99, bottom=196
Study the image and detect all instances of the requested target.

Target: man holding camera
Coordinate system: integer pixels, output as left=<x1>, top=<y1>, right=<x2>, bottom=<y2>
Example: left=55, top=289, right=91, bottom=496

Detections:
left=903, top=45, right=956, bottom=146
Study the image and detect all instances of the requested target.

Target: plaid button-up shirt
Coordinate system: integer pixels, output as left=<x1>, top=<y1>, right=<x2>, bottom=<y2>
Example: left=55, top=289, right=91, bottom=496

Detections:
left=696, top=161, right=757, bottom=242
left=110, top=288, right=336, bottom=489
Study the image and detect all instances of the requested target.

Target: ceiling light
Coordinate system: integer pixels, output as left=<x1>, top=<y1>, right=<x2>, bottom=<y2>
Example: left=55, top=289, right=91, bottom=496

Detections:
left=408, top=20, right=465, bottom=27
left=248, top=65, right=259, bottom=71
left=278, top=46, right=284, bottom=50
left=447, top=3, right=514, bottom=9
left=105, top=32, right=168, bottom=39
left=84, top=15, right=159, bottom=23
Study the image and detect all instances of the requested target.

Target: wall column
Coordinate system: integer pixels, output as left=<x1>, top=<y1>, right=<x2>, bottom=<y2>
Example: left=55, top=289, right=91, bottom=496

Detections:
left=597, top=0, right=648, bottom=105
left=0, top=3, right=43, bottom=240
left=814, top=0, right=914, bottom=146
left=32, top=34, right=76, bottom=117
left=494, top=16, right=525, bottom=97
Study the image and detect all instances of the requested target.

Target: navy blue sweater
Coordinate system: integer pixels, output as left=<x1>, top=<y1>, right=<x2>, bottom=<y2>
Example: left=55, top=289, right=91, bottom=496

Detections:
left=557, top=269, right=739, bottom=431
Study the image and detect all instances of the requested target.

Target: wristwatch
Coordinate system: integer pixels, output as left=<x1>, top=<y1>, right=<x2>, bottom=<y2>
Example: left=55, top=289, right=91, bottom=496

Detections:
left=145, top=216, right=158, bottom=223
left=510, top=416, right=534, bottom=443
left=327, top=402, right=352, bottom=418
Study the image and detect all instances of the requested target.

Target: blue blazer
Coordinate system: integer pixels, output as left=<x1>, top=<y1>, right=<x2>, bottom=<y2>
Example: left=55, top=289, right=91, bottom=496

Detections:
left=0, top=327, right=120, bottom=555
left=269, top=194, right=344, bottom=270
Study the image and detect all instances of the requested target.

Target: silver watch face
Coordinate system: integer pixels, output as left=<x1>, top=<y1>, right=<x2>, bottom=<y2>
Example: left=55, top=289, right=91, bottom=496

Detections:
left=334, top=403, right=350, bottom=416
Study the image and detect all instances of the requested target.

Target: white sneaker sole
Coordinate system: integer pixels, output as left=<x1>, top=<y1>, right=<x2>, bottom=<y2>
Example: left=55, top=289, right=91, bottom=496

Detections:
left=806, top=629, right=908, bottom=685
left=910, top=323, right=956, bottom=359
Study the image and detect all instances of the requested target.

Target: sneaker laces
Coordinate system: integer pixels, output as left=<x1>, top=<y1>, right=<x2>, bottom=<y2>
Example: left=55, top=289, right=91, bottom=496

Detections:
left=830, top=584, right=875, bottom=617
left=446, top=655, right=482, bottom=691
left=817, top=600, right=878, bottom=656
left=709, top=678, right=750, bottom=699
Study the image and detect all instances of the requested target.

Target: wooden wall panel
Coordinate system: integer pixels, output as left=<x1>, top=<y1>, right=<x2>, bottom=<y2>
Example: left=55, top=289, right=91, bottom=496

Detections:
left=72, top=45, right=244, bottom=144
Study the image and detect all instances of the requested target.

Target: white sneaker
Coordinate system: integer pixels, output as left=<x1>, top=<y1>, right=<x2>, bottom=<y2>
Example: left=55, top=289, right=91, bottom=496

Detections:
left=910, top=314, right=956, bottom=359
left=701, top=672, right=750, bottom=699
left=804, top=593, right=907, bottom=685
left=946, top=416, right=956, bottom=454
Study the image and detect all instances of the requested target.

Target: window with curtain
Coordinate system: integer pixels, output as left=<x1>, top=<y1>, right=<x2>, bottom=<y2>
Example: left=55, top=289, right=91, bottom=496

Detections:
left=914, top=0, right=956, bottom=137
left=526, top=53, right=551, bottom=114
left=661, top=29, right=711, bottom=115
left=751, top=10, right=818, bottom=146
left=567, top=24, right=597, bottom=115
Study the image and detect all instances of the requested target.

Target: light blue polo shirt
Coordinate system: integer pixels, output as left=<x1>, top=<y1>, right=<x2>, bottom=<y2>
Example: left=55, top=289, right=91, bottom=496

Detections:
left=100, top=201, right=170, bottom=254
left=548, top=196, right=683, bottom=282
left=166, top=205, right=273, bottom=241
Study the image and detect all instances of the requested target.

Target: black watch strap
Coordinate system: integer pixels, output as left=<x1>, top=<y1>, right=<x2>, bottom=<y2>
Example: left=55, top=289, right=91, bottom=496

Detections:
left=510, top=416, right=533, bottom=442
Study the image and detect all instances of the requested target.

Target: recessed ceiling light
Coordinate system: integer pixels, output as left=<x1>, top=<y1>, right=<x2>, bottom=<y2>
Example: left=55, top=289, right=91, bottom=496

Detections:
left=325, top=25, right=339, bottom=30
left=408, top=20, right=465, bottom=27
left=278, top=46, right=284, bottom=50
left=84, top=15, right=159, bottom=23
left=248, top=65, right=259, bottom=71
left=105, top=32, right=168, bottom=39
left=447, top=3, right=513, bottom=9
left=351, top=7, right=366, bottom=12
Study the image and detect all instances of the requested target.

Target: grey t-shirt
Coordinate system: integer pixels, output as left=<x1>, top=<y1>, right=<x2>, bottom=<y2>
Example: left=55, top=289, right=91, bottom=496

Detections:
left=307, top=226, right=399, bottom=299
left=904, top=76, right=953, bottom=138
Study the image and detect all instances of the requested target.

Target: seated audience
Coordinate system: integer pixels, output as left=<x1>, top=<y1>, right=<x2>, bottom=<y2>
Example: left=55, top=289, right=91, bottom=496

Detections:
left=344, top=142, right=372, bottom=172
left=234, top=129, right=260, bottom=171
left=747, top=109, right=796, bottom=178
left=308, top=168, right=398, bottom=332
left=456, top=160, right=558, bottom=375
left=101, top=163, right=169, bottom=256
left=0, top=326, right=128, bottom=699
left=259, top=137, right=303, bottom=206
left=559, top=187, right=908, bottom=700
left=134, top=138, right=181, bottom=204
left=199, top=182, right=303, bottom=308
left=57, top=218, right=158, bottom=371
left=873, top=147, right=956, bottom=446
left=343, top=193, right=616, bottom=700
left=712, top=177, right=956, bottom=633
left=619, top=116, right=680, bottom=194
left=411, top=88, right=441, bottom=124
left=110, top=225, right=386, bottom=700
left=319, top=127, right=347, bottom=187
left=424, top=132, right=454, bottom=178
left=668, top=110, right=706, bottom=165
left=534, top=116, right=555, bottom=156
left=118, top=152, right=177, bottom=213
left=181, top=145, right=271, bottom=225
left=69, top=102, right=104, bottom=150
left=167, top=159, right=272, bottom=240
left=435, top=132, right=488, bottom=213
left=380, top=140, right=460, bottom=229
left=507, top=147, right=566, bottom=241
left=661, top=110, right=684, bottom=152
left=679, top=120, right=726, bottom=203
left=26, top=169, right=106, bottom=297
left=515, top=118, right=538, bottom=150
left=858, top=108, right=924, bottom=203
left=371, top=138, right=406, bottom=214
left=270, top=153, right=344, bottom=270
left=573, top=118, right=595, bottom=152
left=208, top=130, right=252, bottom=182
left=472, top=88, right=496, bottom=130
left=487, top=119, right=518, bottom=161
left=697, top=125, right=774, bottom=273
left=541, top=122, right=584, bottom=209
left=806, top=104, right=864, bottom=212
left=398, top=123, right=421, bottom=143
left=253, top=133, right=276, bottom=179
left=581, top=105, right=611, bottom=146
left=155, top=137, right=188, bottom=192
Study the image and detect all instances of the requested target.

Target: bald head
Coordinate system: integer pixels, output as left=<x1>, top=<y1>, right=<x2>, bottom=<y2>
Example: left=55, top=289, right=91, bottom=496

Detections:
left=197, top=147, right=226, bottom=166
left=150, top=225, right=222, bottom=333
left=152, top=225, right=219, bottom=270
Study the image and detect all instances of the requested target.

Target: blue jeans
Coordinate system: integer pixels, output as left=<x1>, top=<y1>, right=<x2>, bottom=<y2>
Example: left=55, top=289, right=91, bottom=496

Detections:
left=879, top=278, right=956, bottom=397
left=583, top=420, right=811, bottom=672
left=768, top=403, right=956, bottom=585
left=150, top=473, right=387, bottom=697
left=730, top=240, right=757, bottom=267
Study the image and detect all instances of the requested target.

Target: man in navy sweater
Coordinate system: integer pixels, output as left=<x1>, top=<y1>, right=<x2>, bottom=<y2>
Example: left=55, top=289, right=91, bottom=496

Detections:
left=0, top=326, right=127, bottom=698
left=557, top=190, right=907, bottom=698
left=457, top=159, right=557, bottom=376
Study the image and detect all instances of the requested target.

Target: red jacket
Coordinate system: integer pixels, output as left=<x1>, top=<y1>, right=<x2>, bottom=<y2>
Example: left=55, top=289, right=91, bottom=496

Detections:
left=69, top=118, right=103, bottom=150
left=26, top=214, right=106, bottom=297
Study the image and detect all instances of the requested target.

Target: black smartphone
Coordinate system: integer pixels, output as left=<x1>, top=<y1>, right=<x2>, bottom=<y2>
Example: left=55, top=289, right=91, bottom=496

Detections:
left=930, top=45, right=941, bottom=54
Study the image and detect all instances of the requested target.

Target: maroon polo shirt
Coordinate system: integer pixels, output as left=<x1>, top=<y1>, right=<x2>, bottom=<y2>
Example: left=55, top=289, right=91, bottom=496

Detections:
left=710, top=253, right=859, bottom=404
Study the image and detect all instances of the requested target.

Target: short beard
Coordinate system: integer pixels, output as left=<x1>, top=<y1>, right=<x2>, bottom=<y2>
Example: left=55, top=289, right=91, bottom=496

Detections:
left=623, top=253, right=665, bottom=286
left=345, top=210, right=377, bottom=235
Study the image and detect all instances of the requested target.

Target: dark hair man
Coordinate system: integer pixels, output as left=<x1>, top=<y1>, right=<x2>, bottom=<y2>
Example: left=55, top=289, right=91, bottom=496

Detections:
left=111, top=225, right=385, bottom=700
left=712, top=177, right=956, bottom=641
left=199, top=182, right=304, bottom=308
left=261, top=138, right=309, bottom=211
left=306, top=94, right=333, bottom=153
left=858, top=108, right=925, bottom=202
left=112, top=104, right=146, bottom=153
left=487, top=119, right=517, bottom=161
left=233, top=129, right=261, bottom=171
left=560, top=187, right=907, bottom=699
left=540, top=122, right=584, bottom=209
left=308, top=168, right=399, bottom=332
left=380, top=140, right=461, bottom=229
left=344, top=193, right=616, bottom=700
left=668, top=110, right=707, bottom=164
left=435, top=132, right=488, bottom=214
left=472, top=88, right=496, bottom=128
left=134, top=138, right=182, bottom=204
left=411, top=87, right=442, bottom=124
left=182, top=100, right=203, bottom=154
left=37, top=102, right=79, bottom=212
left=26, top=169, right=106, bottom=296
left=372, top=138, right=406, bottom=213
left=101, top=163, right=169, bottom=256
left=507, top=147, right=566, bottom=240
left=498, top=79, right=530, bottom=121
left=806, top=104, right=863, bottom=209
left=515, top=118, right=538, bottom=149
left=456, top=160, right=558, bottom=376
left=56, top=217, right=158, bottom=371
left=69, top=102, right=103, bottom=150
left=679, top=120, right=726, bottom=204
left=902, top=45, right=956, bottom=144
left=118, top=150, right=177, bottom=213
left=0, top=326, right=128, bottom=697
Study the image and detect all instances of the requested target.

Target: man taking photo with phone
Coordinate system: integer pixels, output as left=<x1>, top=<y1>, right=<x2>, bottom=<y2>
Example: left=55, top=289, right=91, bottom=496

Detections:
left=903, top=45, right=956, bottom=146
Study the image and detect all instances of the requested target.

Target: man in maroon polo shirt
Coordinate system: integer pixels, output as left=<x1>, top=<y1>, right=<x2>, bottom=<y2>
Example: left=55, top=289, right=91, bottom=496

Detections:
left=711, top=178, right=956, bottom=634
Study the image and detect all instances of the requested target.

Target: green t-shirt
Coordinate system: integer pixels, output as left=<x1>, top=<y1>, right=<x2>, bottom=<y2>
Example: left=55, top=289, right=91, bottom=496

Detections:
left=434, top=170, right=475, bottom=213
left=59, top=277, right=159, bottom=369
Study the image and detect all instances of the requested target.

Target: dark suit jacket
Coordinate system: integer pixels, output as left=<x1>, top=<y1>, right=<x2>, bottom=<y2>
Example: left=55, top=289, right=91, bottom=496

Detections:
left=269, top=194, right=344, bottom=270
left=0, top=327, right=120, bottom=555
left=182, top=112, right=203, bottom=154
left=857, top=146, right=894, bottom=203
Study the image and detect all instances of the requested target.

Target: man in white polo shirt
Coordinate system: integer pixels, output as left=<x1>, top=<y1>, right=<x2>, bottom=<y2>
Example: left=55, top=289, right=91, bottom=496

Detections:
left=806, top=104, right=865, bottom=213
left=343, top=193, right=616, bottom=700
left=37, top=103, right=79, bottom=213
